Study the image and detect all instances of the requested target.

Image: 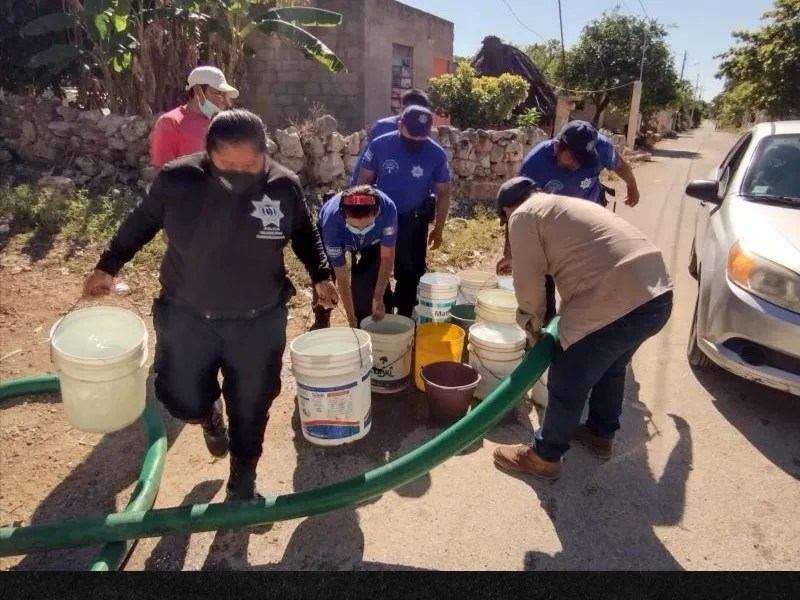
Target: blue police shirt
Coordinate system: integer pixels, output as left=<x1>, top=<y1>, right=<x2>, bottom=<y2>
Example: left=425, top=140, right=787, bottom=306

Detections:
left=318, top=190, right=398, bottom=268
left=361, top=132, right=451, bottom=214
left=520, top=137, right=619, bottom=203
left=350, top=116, right=401, bottom=185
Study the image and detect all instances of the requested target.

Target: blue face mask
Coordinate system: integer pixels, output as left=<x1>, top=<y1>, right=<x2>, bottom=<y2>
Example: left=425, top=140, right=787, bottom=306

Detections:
left=199, top=98, right=221, bottom=118
left=346, top=222, right=375, bottom=236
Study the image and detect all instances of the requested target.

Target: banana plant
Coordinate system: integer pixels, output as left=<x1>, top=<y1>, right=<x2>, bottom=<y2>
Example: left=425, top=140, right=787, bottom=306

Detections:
left=205, top=0, right=347, bottom=85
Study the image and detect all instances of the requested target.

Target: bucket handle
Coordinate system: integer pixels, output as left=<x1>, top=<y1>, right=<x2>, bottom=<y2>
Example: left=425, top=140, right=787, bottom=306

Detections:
left=374, top=339, right=414, bottom=373
left=301, top=302, right=366, bottom=373
left=49, top=288, right=145, bottom=362
left=469, top=347, right=510, bottom=385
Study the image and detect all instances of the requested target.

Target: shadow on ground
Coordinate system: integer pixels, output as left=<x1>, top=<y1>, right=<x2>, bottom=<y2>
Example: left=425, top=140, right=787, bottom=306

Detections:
left=491, top=365, right=692, bottom=570
left=139, top=385, right=450, bottom=571
left=693, top=366, right=800, bottom=481
left=649, top=147, right=701, bottom=161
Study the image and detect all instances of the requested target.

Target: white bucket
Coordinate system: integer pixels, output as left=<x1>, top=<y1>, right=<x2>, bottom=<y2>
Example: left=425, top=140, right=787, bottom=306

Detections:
left=456, top=270, right=498, bottom=304
left=468, top=322, right=527, bottom=399
left=290, top=327, right=373, bottom=446
left=498, top=276, right=514, bottom=291
left=532, top=369, right=549, bottom=408
left=475, top=289, right=518, bottom=324
left=416, top=272, right=459, bottom=325
left=50, top=306, right=148, bottom=434
left=360, top=315, right=415, bottom=394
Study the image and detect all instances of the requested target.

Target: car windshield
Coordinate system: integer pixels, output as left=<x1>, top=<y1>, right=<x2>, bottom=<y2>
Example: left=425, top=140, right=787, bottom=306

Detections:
left=741, top=133, right=800, bottom=202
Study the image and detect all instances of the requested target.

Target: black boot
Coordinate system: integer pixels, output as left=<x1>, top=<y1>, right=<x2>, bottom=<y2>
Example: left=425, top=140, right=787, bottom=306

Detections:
left=225, top=455, right=263, bottom=501
left=201, top=399, right=229, bottom=459
left=309, top=306, right=331, bottom=331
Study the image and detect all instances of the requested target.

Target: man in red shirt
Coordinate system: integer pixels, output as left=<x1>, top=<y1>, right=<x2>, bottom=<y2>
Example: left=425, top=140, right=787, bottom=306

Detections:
left=149, top=66, right=239, bottom=169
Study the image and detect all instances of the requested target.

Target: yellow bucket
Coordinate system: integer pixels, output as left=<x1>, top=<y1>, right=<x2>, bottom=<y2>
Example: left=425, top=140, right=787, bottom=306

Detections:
left=414, top=323, right=466, bottom=391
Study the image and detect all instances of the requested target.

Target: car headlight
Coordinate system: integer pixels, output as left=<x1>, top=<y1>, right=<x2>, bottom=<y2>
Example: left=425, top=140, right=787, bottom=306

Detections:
left=727, top=241, right=800, bottom=313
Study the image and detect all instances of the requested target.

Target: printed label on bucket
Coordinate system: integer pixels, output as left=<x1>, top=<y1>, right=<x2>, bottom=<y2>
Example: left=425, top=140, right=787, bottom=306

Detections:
left=297, top=373, right=370, bottom=440
left=417, top=298, right=456, bottom=309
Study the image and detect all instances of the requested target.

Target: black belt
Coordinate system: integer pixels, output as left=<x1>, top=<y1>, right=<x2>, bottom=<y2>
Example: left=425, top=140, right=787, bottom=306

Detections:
left=159, top=296, right=281, bottom=321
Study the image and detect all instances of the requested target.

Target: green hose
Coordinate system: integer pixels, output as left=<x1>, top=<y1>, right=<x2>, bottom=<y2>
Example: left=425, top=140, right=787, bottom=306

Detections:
left=0, top=319, right=558, bottom=558
left=0, top=375, right=167, bottom=570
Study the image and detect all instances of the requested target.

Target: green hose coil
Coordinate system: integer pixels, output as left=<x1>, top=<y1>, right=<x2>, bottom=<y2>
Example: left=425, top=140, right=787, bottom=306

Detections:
left=0, top=375, right=167, bottom=570
left=0, top=319, right=558, bottom=559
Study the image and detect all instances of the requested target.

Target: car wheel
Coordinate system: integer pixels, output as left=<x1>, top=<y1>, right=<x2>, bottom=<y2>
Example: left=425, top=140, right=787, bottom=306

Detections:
left=688, top=287, right=714, bottom=368
left=688, top=240, right=698, bottom=280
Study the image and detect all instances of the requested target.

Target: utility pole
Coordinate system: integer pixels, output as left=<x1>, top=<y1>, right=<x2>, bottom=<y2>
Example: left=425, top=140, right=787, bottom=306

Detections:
left=689, top=73, right=701, bottom=127
left=679, top=51, right=687, bottom=81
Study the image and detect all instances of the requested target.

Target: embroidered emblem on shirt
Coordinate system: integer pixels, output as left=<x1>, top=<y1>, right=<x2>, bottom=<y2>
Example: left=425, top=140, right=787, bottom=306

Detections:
left=419, top=114, right=428, bottom=124
left=364, top=148, right=373, bottom=161
left=382, top=159, right=400, bottom=174
left=544, top=180, right=564, bottom=193
left=580, top=177, right=593, bottom=190
left=586, top=140, right=597, bottom=152
left=251, top=195, right=285, bottom=240
left=411, top=165, right=424, bottom=178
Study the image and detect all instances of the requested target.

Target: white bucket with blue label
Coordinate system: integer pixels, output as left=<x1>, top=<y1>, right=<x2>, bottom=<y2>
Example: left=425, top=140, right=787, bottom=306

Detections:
left=290, top=327, right=373, bottom=446
left=416, top=272, right=459, bottom=325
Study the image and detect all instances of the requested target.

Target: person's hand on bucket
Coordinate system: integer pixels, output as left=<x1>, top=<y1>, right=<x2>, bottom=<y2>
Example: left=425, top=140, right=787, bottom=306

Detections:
left=428, top=227, right=443, bottom=250
left=496, top=256, right=512, bottom=276
left=371, top=296, right=386, bottom=322
left=313, top=280, right=339, bottom=310
left=83, top=269, right=114, bottom=299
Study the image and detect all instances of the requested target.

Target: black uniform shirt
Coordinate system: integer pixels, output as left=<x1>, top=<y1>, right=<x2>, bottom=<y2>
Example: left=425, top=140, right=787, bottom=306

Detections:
left=96, top=153, right=331, bottom=313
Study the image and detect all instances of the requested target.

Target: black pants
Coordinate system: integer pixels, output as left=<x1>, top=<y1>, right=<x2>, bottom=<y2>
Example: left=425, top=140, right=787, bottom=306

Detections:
left=390, top=207, right=430, bottom=318
left=153, top=299, right=287, bottom=459
left=545, top=275, right=557, bottom=325
left=315, top=243, right=393, bottom=325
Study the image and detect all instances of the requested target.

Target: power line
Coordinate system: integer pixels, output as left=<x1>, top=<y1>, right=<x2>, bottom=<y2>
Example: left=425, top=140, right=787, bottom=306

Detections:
left=636, top=0, right=650, bottom=18
left=557, top=0, right=568, bottom=87
left=552, top=80, right=636, bottom=94
left=501, top=0, right=548, bottom=42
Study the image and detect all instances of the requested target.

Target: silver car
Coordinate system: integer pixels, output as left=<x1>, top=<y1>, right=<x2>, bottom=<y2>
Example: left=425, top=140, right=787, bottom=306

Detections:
left=686, top=121, right=800, bottom=396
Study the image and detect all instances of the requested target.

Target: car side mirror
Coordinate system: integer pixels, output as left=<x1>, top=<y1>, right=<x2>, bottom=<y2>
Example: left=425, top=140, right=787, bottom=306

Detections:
left=685, top=180, right=721, bottom=204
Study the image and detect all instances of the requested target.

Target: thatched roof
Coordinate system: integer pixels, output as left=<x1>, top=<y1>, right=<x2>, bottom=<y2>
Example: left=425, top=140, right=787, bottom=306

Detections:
left=471, top=36, right=557, bottom=121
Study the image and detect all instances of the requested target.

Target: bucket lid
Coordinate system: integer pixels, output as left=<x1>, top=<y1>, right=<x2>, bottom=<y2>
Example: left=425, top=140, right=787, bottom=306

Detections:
left=468, top=322, right=527, bottom=349
left=476, top=289, right=518, bottom=310
left=419, top=272, right=460, bottom=289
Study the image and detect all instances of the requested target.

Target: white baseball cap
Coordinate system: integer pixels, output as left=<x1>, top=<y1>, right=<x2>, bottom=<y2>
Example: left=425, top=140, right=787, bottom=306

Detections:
left=185, top=66, right=239, bottom=98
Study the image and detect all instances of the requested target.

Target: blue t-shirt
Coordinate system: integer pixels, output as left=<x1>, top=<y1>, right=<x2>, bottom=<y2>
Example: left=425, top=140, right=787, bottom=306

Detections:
left=520, top=137, right=619, bottom=203
left=318, top=190, right=398, bottom=268
left=361, top=132, right=451, bottom=214
left=350, top=116, right=401, bottom=185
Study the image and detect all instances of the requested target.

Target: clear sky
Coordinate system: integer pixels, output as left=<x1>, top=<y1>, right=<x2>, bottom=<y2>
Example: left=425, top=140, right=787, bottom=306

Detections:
left=398, top=0, right=774, bottom=101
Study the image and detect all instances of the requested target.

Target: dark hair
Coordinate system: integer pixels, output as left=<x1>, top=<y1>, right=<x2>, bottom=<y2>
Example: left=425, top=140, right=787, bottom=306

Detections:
left=340, top=184, right=380, bottom=219
left=401, top=88, right=429, bottom=108
left=206, top=109, right=268, bottom=153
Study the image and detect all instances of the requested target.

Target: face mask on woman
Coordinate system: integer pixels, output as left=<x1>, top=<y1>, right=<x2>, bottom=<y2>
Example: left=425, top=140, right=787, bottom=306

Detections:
left=345, top=222, right=375, bottom=236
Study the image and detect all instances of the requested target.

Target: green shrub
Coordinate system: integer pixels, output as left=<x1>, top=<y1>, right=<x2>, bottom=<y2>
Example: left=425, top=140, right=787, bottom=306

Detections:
left=428, top=63, right=529, bottom=129
left=515, top=107, right=542, bottom=128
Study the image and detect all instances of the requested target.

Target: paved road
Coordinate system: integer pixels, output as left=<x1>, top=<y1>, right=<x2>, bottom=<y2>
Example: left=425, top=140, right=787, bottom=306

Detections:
left=121, top=125, right=799, bottom=571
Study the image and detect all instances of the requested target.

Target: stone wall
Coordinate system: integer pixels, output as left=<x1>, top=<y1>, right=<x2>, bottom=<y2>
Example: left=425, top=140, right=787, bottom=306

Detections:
left=0, top=91, right=644, bottom=201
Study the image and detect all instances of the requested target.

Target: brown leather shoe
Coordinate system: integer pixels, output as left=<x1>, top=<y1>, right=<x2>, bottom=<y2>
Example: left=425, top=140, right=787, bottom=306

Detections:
left=574, top=424, right=613, bottom=460
left=492, top=444, right=561, bottom=480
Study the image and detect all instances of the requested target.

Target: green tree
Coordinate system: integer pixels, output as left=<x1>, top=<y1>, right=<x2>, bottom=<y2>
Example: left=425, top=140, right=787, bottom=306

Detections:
left=712, top=82, right=760, bottom=128
left=716, top=0, right=800, bottom=119
left=428, top=62, right=528, bottom=129
left=523, top=39, right=563, bottom=83
left=566, top=11, right=679, bottom=125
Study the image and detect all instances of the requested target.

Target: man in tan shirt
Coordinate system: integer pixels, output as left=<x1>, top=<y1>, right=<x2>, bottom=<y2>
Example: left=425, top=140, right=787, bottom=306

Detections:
left=492, top=177, right=673, bottom=480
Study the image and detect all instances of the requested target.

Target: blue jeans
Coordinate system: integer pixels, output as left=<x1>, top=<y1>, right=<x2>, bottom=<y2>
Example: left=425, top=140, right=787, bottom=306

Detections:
left=533, top=291, right=673, bottom=461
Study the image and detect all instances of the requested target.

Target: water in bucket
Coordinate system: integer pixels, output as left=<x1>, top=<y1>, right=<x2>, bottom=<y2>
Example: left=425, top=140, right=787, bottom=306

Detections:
left=290, top=327, right=373, bottom=446
left=468, top=322, right=527, bottom=399
left=360, top=315, right=415, bottom=394
left=416, top=272, right=459, bottom=325
left=50, top=306, right=149, bottom=434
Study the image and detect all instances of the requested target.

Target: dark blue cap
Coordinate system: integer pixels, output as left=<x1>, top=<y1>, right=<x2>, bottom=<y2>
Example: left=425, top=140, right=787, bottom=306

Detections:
left=496, top=176, right=540, bottom=218
left=557, top=120, right=600, bottom=168
left=401, top=105, right=433, bottom=137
